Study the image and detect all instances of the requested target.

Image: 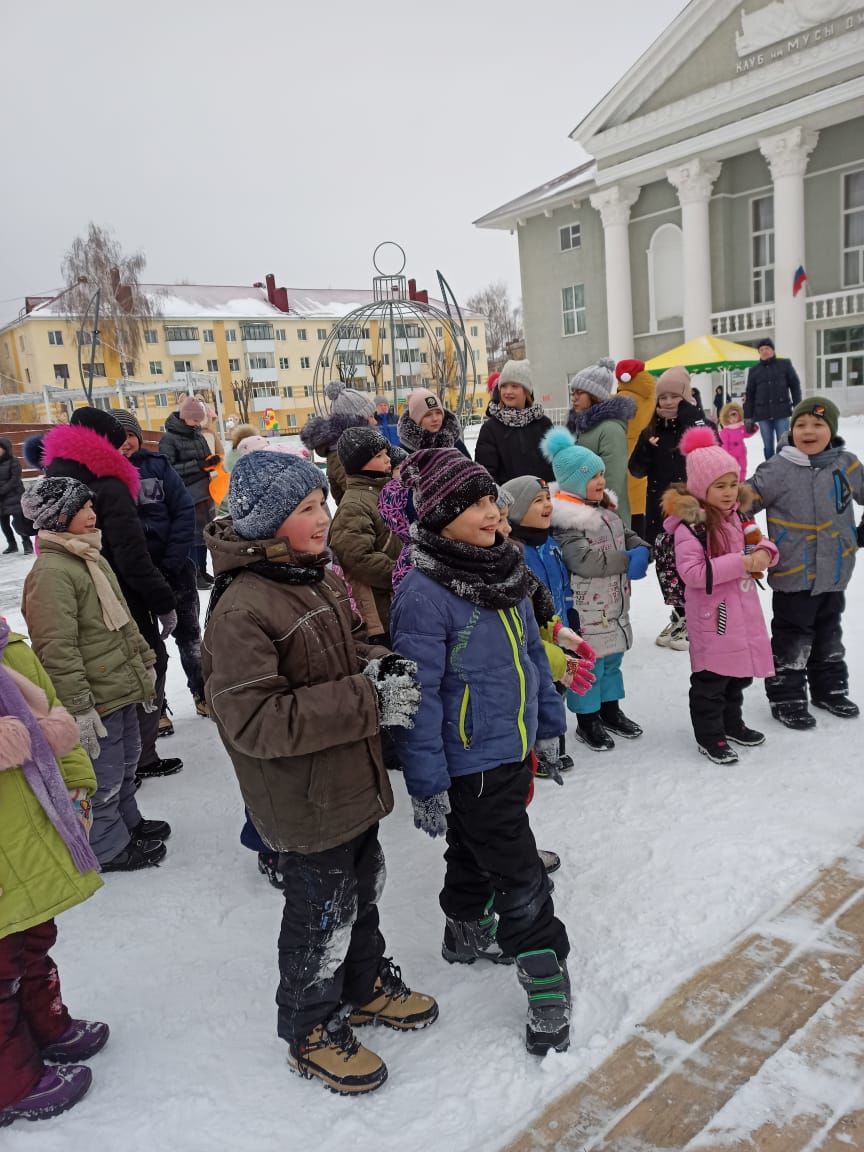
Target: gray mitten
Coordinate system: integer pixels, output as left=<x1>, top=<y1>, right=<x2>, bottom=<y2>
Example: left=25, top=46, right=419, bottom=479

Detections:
left=535, top=737, right=564, bottom=786
left=411, top=792, right=451, bottom=838
left=158, top=610, right=178, bottom=639
left=363, top=655, right=421, bottom=729
left=75, top=708, right=108, bottom=760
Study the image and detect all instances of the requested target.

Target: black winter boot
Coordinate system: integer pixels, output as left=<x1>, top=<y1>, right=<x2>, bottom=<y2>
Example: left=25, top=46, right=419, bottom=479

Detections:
left=575, top=712, right=615, bottom=751
left=812, top=695, right=860, bottom=719
left=600, top=703, right=643, bottom=739
left=725, top=724, right=765, bottom=747
left=442, top=898, right=513, bottom=966
left=516, top=949, right=570, bottom=1055
left=2, top=542, right=18, bottom=555
left=22, top=538, right=33, bottom=555
left=771, top=702, right=816, bottom=730
left=697, top=738, right=739, bottom=765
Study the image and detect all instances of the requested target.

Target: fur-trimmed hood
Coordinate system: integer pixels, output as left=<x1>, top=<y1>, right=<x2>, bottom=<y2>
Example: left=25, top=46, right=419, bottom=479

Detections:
left=660, top=481, right=755, bottom=530
left=550, top=489, right=619, bottom=532
left=300, top=411, right=370, bottom=456
left=397, top=407, right=462, bottom=453
left=566, top=394, right=636, bottom=435
left=42, top=423, right=140, bottom=499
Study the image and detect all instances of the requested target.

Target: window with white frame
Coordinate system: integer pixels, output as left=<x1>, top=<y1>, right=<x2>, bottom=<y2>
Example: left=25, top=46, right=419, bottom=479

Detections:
left=300, top=356, right=311, bottom=369
left=149, top=361, right=163, bottom=375
left=144, top=329, right=158, bottom=344
left=559, top=223, right=581, bottom=251
left=53, top=363, right=69, bottom=379
left=317, top=328, right=327, bottom=340
left=843, top=170, right=864, bottom=287
left=279, top=357, right=290, bottom=370
left=120, top=361, right=135, bottom=377
left=470, top=325, right=478, bottom=337
left=241, top=322, right=274, bottom=342
left=206, top=359, right=219, bottom=372
left=751, top=195, right=775, bottom=304
left=282, top=386, right=293, bottom=398
left=154, top=393, right=168, bottom=407
left=276, top=328, right=287, bottom=341
left=562, top=284, right=586, bottom=336
left=203, top=329, right=215, bottom=343
left=225, top=329, right=237, bottom=343
left=48, top=330, right=63, bottom=345
left=174, top=360, right=192, bottom=373
left=248, top=355, right=274, bottom=370
left=297, top=329, right=307, bottom=341
left=647, top=223, right=684, bottom=332
left=435, top=326, right=443, bottom=338
left=303, top=385, right=313, bottom=397
left=165, top=326, right=199, bottom=342
left=286, top=414, right=297, bottom=428
left=228, top=358, right=240, bottom=372
left=817, top=327, right=864, bottom=391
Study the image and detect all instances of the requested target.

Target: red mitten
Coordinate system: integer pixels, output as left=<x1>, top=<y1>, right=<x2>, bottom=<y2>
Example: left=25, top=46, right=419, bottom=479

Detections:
left=0, top=716, right=32, bottom=769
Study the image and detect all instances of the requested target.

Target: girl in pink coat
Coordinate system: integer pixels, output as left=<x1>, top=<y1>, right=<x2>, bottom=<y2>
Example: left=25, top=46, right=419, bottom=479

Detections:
left=662, top=427, right=778, bottom=765
left=717, top=401, right=757, bottom=482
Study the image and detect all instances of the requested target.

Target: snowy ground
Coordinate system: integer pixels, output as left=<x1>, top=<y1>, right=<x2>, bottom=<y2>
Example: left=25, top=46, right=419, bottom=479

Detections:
left=4, top=419, right=864, bottom=1152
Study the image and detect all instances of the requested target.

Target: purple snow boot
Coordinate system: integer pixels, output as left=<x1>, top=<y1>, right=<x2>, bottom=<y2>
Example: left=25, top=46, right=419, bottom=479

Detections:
left=42, top=1019, right=109, bottom=1063
left=0, top=1065, right=92, bottom=1127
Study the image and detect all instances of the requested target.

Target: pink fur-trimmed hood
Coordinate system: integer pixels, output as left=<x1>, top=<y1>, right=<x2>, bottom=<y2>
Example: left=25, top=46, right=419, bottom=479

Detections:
left=42, top=424, right=140, bottom=499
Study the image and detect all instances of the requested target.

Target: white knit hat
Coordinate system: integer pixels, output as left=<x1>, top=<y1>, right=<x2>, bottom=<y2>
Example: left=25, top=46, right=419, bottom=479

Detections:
left=498, top=360, right=534, bottom=400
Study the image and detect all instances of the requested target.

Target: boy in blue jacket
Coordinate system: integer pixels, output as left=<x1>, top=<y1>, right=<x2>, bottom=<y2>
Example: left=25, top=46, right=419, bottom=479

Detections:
left=390, top=449, right=571, bottom=1056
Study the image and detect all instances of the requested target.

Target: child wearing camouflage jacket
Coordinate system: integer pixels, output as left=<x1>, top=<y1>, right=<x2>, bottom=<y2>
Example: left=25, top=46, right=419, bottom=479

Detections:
left=748, top=396, right=864, bottom=730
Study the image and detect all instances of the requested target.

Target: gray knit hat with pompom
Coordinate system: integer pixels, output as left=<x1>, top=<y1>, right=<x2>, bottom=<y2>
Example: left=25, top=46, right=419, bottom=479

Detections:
left=568, top=356, right=616, bottom=402
left=325, top=381, right=375, bottom=420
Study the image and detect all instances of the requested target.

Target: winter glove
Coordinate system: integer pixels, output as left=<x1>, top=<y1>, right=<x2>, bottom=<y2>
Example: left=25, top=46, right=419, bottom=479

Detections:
left=75, top=708, right=107, bottom=760
left=625, top=546, right=650, bottom=581
left=535, top=737, right=565, bottom=786
left=202, top=454, right=221, bottom=471
left=555, top=625, right=597, bottom=665
left=411, top=791, right=450, bottom=838
left=744, top=420, right=757, bottom=434
left=158, top=610, right=178, bottom=639
left=563, top=657, right=595, bottom=696
left=858, top=517, right=864, bottom=549
left=0, top=716, right=32, bottom=769
left=68, top=787, right=93, bottom=835
left=363, top=655, right=421, bottom=729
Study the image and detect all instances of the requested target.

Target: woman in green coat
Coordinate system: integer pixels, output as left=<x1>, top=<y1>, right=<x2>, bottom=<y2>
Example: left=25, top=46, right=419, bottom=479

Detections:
left=0, top=623, right=107, bottom=1126
left=567, top=357, right=636, bottom=527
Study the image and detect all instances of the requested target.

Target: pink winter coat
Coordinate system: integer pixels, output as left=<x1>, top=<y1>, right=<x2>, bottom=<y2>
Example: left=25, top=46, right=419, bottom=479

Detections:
left=663, top=488, right=777, bottom=679
left=718, top=423, right=756, bottom=482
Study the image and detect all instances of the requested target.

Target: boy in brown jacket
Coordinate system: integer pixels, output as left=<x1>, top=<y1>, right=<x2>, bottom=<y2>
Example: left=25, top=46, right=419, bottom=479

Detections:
left=202, top=450, right=437, bottom=1095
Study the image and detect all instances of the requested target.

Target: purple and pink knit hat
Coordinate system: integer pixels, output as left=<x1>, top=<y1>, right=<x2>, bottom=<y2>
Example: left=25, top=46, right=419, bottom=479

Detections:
left=400, top=448, right=496, bottom=531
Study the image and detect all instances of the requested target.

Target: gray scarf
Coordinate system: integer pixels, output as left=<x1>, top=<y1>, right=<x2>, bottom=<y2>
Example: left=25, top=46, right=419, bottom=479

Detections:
left=487, top=400, right=547, bottom=428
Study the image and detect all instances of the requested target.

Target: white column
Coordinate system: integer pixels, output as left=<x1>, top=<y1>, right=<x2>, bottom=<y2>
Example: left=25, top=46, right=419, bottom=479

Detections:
left=759, top=126, right=819, bottom=373
left=666, top=158, right=721, bottom=340
left=589, top=184, right=640, bottom=356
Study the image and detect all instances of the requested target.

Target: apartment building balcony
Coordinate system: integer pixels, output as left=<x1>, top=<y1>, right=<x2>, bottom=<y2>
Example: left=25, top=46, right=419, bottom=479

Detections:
left=243, top=339, right=275, bottom=353
left=710, top=305, right=774, bottom=337
left=167, top=339, right=202, bottom=355
left=247, top=367, right=279, bottom=385
left=251, top=394, right=281, bottom=413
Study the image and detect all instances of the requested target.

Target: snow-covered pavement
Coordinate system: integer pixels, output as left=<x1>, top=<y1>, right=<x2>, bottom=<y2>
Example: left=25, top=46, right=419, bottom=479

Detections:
left=3, top=419, right=864, bottom=1152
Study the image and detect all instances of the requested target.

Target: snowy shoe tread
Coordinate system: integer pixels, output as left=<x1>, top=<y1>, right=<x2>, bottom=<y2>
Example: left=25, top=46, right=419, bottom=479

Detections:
left=698, top=739, right=739, bottom=765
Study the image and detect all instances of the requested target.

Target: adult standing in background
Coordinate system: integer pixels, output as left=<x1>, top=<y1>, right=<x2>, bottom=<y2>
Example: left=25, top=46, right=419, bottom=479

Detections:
left=566, top=357, right=636, bottom=526
left=159, top=396, right=220, bottom=589
left=744, top=337, right=802, bottom=460
left=474, top=360, right=554, bottom=484
left=0, top=437, right=33, bottom=554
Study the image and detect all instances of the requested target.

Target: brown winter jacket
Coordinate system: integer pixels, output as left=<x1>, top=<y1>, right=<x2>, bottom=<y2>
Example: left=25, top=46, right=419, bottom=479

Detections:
left=202, top=519, right=394, bottom=854
left=328, top=474, right=402, bottom=636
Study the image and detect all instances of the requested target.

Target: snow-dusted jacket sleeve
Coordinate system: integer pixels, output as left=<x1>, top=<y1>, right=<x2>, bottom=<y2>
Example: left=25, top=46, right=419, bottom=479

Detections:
left=389, top=591, right=451, bottom=799
left=206, top=606, right=381, bottom=761
left=526, top=603, right=566, bottom=740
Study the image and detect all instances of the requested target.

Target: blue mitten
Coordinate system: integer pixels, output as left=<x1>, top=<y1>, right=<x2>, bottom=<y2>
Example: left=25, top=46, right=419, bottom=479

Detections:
left=625, top=546, right=650, bottom=580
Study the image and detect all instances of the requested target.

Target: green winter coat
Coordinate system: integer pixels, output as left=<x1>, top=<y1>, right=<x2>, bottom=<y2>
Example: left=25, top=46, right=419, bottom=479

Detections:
left=22, top=537, right=156, bottom=717
left=568, top=395, right=637, bottom=527
left=329, top=474, right=402, bottom=635
left=0, top=634, right=101, bottom=940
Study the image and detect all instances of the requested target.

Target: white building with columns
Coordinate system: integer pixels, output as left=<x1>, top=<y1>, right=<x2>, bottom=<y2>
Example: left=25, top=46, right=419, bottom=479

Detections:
left=475, top=0, right=864, bottom=411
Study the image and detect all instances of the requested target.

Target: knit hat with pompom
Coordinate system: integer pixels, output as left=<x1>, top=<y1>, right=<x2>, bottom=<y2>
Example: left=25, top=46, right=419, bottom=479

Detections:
left=325, top=381, right=375, bottom=420
left=568, top=357, right=616, bottom=402
left=680, top=426, right=739, bottom=502
left=22, top=476, right=94, bottom=532
left=400, top=448, right=496, bottom=532
left=541, top=426, right=605, bottom=498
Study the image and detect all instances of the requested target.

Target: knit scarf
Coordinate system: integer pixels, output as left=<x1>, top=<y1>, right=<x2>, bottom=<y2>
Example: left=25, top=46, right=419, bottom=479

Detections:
left=487, top=400, right=547, bottom=428
left=410, top=525, right=537, bottom=609
left=511, top=524, right=549, bottom=549
left=0, top=619, right=99, bottom=875
left=41, top=531, right=129, bottom=631
left=206, top=548, right=330, bottom=624
left=397, top=409, right=463, bottom=452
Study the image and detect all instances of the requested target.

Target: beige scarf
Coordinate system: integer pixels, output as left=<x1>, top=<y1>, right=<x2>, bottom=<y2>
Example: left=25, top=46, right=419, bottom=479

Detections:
left=40, top=530, right=130, bottom=632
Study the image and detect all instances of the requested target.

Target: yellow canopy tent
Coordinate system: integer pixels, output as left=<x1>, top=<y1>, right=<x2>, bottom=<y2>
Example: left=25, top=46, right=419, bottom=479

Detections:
left=645, top=335, right=759, bottom=376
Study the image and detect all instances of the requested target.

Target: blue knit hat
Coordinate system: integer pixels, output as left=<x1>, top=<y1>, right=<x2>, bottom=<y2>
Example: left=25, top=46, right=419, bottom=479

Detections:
left=229, top=450, right=328, bottom=540
left=541, top=427, right=605, bottom=498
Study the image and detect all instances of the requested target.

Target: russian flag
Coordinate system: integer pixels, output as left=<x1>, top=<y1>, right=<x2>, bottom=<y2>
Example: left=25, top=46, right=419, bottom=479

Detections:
left=793, top=265, right=807, bottom=297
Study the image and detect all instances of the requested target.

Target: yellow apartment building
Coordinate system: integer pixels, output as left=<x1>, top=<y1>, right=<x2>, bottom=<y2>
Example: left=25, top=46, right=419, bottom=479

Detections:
left=0, top=279, right=488, bottom=432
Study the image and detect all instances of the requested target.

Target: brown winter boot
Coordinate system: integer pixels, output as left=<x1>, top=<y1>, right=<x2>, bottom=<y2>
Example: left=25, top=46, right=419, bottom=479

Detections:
left=350, top=957, right=439, bottom=1031
left=287, top=1014, right=387, bottom=1095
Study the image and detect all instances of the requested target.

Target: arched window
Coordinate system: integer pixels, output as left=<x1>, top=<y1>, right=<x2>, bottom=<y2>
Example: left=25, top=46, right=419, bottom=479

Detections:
left=647, top=223, right=684, bottom=333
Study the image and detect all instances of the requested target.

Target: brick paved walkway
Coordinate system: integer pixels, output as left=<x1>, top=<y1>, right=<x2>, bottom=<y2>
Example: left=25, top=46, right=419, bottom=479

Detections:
left=506, top=839, right=864, bottom=1151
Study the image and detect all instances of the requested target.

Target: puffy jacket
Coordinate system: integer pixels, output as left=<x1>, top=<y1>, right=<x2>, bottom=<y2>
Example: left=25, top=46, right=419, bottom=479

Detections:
left=300, top=411, right=373, bottom=506
left=718, top=421, right=757, bottom=482
left=329, top=474, right=402, bottom=635
left=628, top=400, right=707, bottom=544
left=474, top=410, right=555, bottom=485
left=42, top=424, right=175, bottom=618
left=0, top=633, right=101, bottom=940
left=390, top=569, right=565, bottom=798
left=512, top=531, right=573, bottom=624
left=744, top=357, right=802, bottom=422
left=128, top=447, right=195, bottom=573
left=663, top=487, right=777, bottom=678
left=748, top=443, right=864, bottom=595
left=158, top=412, right=214, bottom=503
left=202, top=519, right=393, bottom=854
left=567, top=395, right=636, bottom=525
left=375, top=412, right=401, bottom=446
left=22, top=537, right=156, bottom=716
left=551, top=492, right=648, bottom=658
left=0, top=438, right=24, bottom=516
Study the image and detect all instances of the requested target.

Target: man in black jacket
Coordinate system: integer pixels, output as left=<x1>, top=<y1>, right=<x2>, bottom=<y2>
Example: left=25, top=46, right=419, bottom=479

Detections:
left=743, top=337, right=802, bottom=460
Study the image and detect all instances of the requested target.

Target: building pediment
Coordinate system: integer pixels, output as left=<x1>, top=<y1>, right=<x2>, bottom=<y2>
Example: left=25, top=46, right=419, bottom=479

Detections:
left=574, top=0, right=864, bottom=165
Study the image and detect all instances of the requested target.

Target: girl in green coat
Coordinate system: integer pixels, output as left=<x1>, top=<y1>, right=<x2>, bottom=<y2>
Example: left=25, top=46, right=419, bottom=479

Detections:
left=567, top=358, right=637, bottom=527
left=0, top=621, right=107, bottom=1127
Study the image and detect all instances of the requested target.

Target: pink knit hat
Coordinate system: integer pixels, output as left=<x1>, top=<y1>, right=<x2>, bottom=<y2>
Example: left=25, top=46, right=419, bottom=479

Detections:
left=179, top=395, right=208, bottom=424
left=407, top=388, right=444, bottom=425
left=680, top=426, right=739, bottom=501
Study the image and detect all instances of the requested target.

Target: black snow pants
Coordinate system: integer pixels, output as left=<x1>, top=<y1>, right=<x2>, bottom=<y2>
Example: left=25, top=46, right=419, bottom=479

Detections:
left=689, top=671, right=753, bottom=745
left=276, top=825, right=386, bottom=1046
left=765, top=590, right=848, bottom=706
left=441, top=759, right=569, bottom=962
left=166, top=559, right=205, bottom=700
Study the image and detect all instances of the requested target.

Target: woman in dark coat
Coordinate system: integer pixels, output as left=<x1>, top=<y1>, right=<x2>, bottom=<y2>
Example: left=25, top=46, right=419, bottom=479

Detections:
left=474, top=360, right=554, bottom=485
left=158, top=396, right=219, bottom=588
left=0, top=437, right=32, bottom=554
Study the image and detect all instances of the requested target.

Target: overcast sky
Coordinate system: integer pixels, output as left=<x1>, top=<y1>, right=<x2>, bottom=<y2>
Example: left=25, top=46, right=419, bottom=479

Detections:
left=1, top=0, right=684, bottom=325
